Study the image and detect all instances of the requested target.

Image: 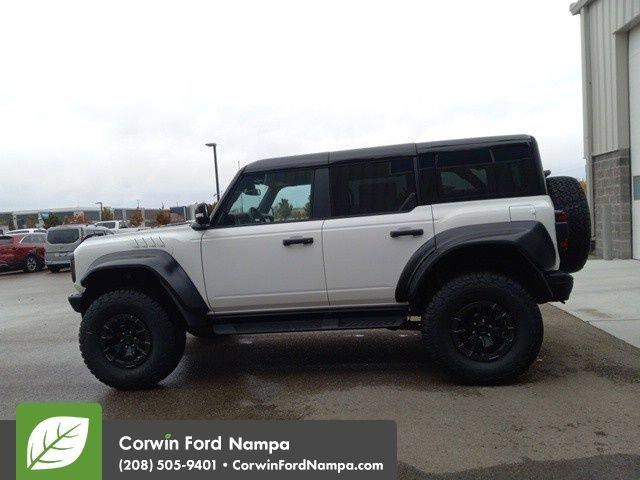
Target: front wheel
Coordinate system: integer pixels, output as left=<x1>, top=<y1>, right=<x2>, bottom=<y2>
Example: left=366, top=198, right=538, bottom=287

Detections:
left=79, top=290, right=186, bottom=389
left=422, top=273, right=543, bottom=385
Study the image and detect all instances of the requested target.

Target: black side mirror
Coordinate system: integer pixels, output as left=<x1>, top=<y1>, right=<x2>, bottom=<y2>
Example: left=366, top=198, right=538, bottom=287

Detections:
left=194, top=202, right=210, bottom=227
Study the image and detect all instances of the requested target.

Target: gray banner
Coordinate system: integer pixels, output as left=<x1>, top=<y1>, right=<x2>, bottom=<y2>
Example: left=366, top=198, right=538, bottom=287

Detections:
left=0, top=421, right=16, bottom=479
left=3, top=420, right=396, bottom=479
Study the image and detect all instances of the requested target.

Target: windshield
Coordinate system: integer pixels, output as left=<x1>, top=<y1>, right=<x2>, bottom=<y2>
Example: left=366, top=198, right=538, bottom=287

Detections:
left=47, top=229, right=80, bottom=244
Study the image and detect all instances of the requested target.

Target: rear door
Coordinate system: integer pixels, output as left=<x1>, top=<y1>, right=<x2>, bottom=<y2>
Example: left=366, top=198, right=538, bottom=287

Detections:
left=322, top=155, right=435, bottom=306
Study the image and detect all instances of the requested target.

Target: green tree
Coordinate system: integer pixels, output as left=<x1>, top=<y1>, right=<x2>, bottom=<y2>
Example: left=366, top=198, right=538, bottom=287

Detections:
left=43, top=214, right=62, bottom=229
left=129, top=208, right=144, bottom=227
left=101, top=207, right=114, bottom=221
left=273, top=198, right=293, bottom=221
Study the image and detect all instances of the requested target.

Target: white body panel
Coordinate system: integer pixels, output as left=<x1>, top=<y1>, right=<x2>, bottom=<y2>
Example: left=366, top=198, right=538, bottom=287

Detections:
left=72, top=224, right=207, bottom=301
left=432, top=195, right=560, bottom=270
left=322, top=205, right=435, bottom=306
left=201, top=221, right=327, bottom=312
left=630, top=25, right=640, bottom=259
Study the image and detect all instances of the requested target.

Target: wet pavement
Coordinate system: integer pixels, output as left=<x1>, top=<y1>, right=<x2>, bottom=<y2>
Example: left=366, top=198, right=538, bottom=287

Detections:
left=2, top=270, right=640, bottom=478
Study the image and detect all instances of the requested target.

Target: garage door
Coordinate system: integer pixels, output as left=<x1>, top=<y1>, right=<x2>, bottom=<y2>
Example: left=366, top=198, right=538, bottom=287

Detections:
left=630, top=25, right=640, bottom=259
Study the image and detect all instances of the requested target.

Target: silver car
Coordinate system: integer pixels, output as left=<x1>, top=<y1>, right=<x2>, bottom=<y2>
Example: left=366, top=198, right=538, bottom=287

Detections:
left=45, top=225, right=112, bottom=272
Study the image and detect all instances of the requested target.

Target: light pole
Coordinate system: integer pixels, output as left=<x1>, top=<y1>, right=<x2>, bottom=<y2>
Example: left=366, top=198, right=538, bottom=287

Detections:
left=95, top=201, right=103, bottom=221
left=205, top=142, right=220, bottom=202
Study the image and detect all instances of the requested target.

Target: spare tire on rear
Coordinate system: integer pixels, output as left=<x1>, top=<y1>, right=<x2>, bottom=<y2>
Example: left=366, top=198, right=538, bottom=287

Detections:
left=545, top=176, right=591, bottom=273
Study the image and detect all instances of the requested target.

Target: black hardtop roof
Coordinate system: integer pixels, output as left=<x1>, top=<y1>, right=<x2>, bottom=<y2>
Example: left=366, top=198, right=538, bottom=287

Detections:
left=244, top=135, right=535, bottom=172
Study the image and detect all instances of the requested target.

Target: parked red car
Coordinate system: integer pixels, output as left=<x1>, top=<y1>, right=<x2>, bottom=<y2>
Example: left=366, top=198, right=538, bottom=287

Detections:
left=0, top=233, right=46, bottom=273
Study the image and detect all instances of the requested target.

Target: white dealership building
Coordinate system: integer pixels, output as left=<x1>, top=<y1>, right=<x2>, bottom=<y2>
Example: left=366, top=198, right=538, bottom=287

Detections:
left=571, top=0, right=640, bottom=259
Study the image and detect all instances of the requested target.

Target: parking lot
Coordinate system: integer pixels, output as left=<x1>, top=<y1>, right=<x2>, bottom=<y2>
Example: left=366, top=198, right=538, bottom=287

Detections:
left=2, top=270, right=640, bottom=479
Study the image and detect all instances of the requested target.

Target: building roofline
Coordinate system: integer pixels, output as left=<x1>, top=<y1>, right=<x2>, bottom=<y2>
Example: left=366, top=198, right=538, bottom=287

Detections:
left=570, top=0, right=593, bottom=15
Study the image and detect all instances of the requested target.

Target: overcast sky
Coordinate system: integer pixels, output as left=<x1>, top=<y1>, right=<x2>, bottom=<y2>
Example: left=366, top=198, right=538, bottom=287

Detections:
left=0, top=0, right=582, bottom=211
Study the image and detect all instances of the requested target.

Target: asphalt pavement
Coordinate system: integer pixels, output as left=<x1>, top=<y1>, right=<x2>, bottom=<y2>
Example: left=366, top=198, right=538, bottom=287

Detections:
left=1, top=269, right=640, bottom=479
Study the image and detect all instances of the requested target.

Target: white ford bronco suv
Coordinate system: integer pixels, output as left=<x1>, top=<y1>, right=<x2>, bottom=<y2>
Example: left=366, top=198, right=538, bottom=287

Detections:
left=69, top=135, right=590, bottom=389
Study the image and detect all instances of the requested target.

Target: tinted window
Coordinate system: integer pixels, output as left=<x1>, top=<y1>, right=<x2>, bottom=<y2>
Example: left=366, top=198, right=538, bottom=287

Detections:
left=439, top=165, right=491, bottom=199
left=47, top=229, right=80, bottom=244
left=438, top=148, right=492, bottom=166
left=491, top=143, right=531, bottom=161
left=424, top=143, right=541, bottom=203
left=492, top=144, right=536, bottom=196
left=330, top=158, right=416, bottom=217
left=220, top=169, right=314, bottom=226
left=96, top=221, right=116, bottom=229
left=0, top=236, right=13, bottom=245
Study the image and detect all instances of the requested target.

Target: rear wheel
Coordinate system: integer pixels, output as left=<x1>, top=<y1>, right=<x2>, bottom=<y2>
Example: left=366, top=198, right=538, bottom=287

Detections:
left=546, top=176, right=591, bottom=273
left=23, top=254, right=41, bottom=273
left=79, top=290, right=186, bottom=389
left=422, top=273, right=543, bottom=385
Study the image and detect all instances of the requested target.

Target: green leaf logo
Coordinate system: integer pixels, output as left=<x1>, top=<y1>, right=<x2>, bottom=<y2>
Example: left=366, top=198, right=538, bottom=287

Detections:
left=26, top=416, right=89, bottom=470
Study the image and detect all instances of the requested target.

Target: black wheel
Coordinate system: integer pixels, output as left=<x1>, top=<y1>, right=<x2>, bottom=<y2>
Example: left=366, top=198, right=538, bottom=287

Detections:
left=79, top=290, right=186, bottom=389
left=23, top=254, right=41, bottom=273
left=546, top=176, right=591, bottom=273
left=422, top=273, right=543, bottom=385
left=48, top=265, right=62, bottom=273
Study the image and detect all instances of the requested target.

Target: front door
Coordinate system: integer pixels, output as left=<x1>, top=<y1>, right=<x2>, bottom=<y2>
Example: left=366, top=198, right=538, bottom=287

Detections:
left=202, top=168, right=328, bottom=312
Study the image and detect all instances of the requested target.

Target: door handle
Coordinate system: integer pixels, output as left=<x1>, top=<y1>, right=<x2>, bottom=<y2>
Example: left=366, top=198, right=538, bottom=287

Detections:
left=390, top=229, right=423, bottom=238
left=283, top=237, right=314, bottom=246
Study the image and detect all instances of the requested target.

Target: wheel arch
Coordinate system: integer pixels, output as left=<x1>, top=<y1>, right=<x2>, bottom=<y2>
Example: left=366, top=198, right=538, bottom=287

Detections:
left=78, top=250, right=209, bottom=330
left=396, top=221, right=557, bottom=312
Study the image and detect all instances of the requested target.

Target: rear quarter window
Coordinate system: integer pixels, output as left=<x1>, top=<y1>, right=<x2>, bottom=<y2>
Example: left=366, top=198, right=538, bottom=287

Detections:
left=47, top=229, right=80, bottom=244
left=419, top=143, right=542, bottom=204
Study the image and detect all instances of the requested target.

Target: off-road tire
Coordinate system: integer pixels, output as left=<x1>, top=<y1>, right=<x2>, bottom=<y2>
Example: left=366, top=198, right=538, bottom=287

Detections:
left=79, top=289, right=186, bottom=389
left=546, top=176, right=591, bottom=273
left=422, top=273, right=543, bottom=385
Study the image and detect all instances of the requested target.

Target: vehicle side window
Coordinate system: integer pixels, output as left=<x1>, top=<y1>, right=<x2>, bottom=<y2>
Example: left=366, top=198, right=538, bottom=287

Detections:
left=436, top=149, right=493, bottom=201
left=218, top=169, right=314, bottom=227
left=21, top=235, right=35, bottom=244
left=424, top=143, right=540, bottom=203
left=329, top=158, right=416, bottom=217
left=491, top=144, right=536, bottom=196
left=28, top=234, right=45, bottom=243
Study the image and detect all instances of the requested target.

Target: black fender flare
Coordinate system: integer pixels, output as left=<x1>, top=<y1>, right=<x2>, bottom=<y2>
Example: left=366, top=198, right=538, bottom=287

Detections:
left=78, top=249, right=209, bottom=328
left=395, top=221, right=558, bottom=304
